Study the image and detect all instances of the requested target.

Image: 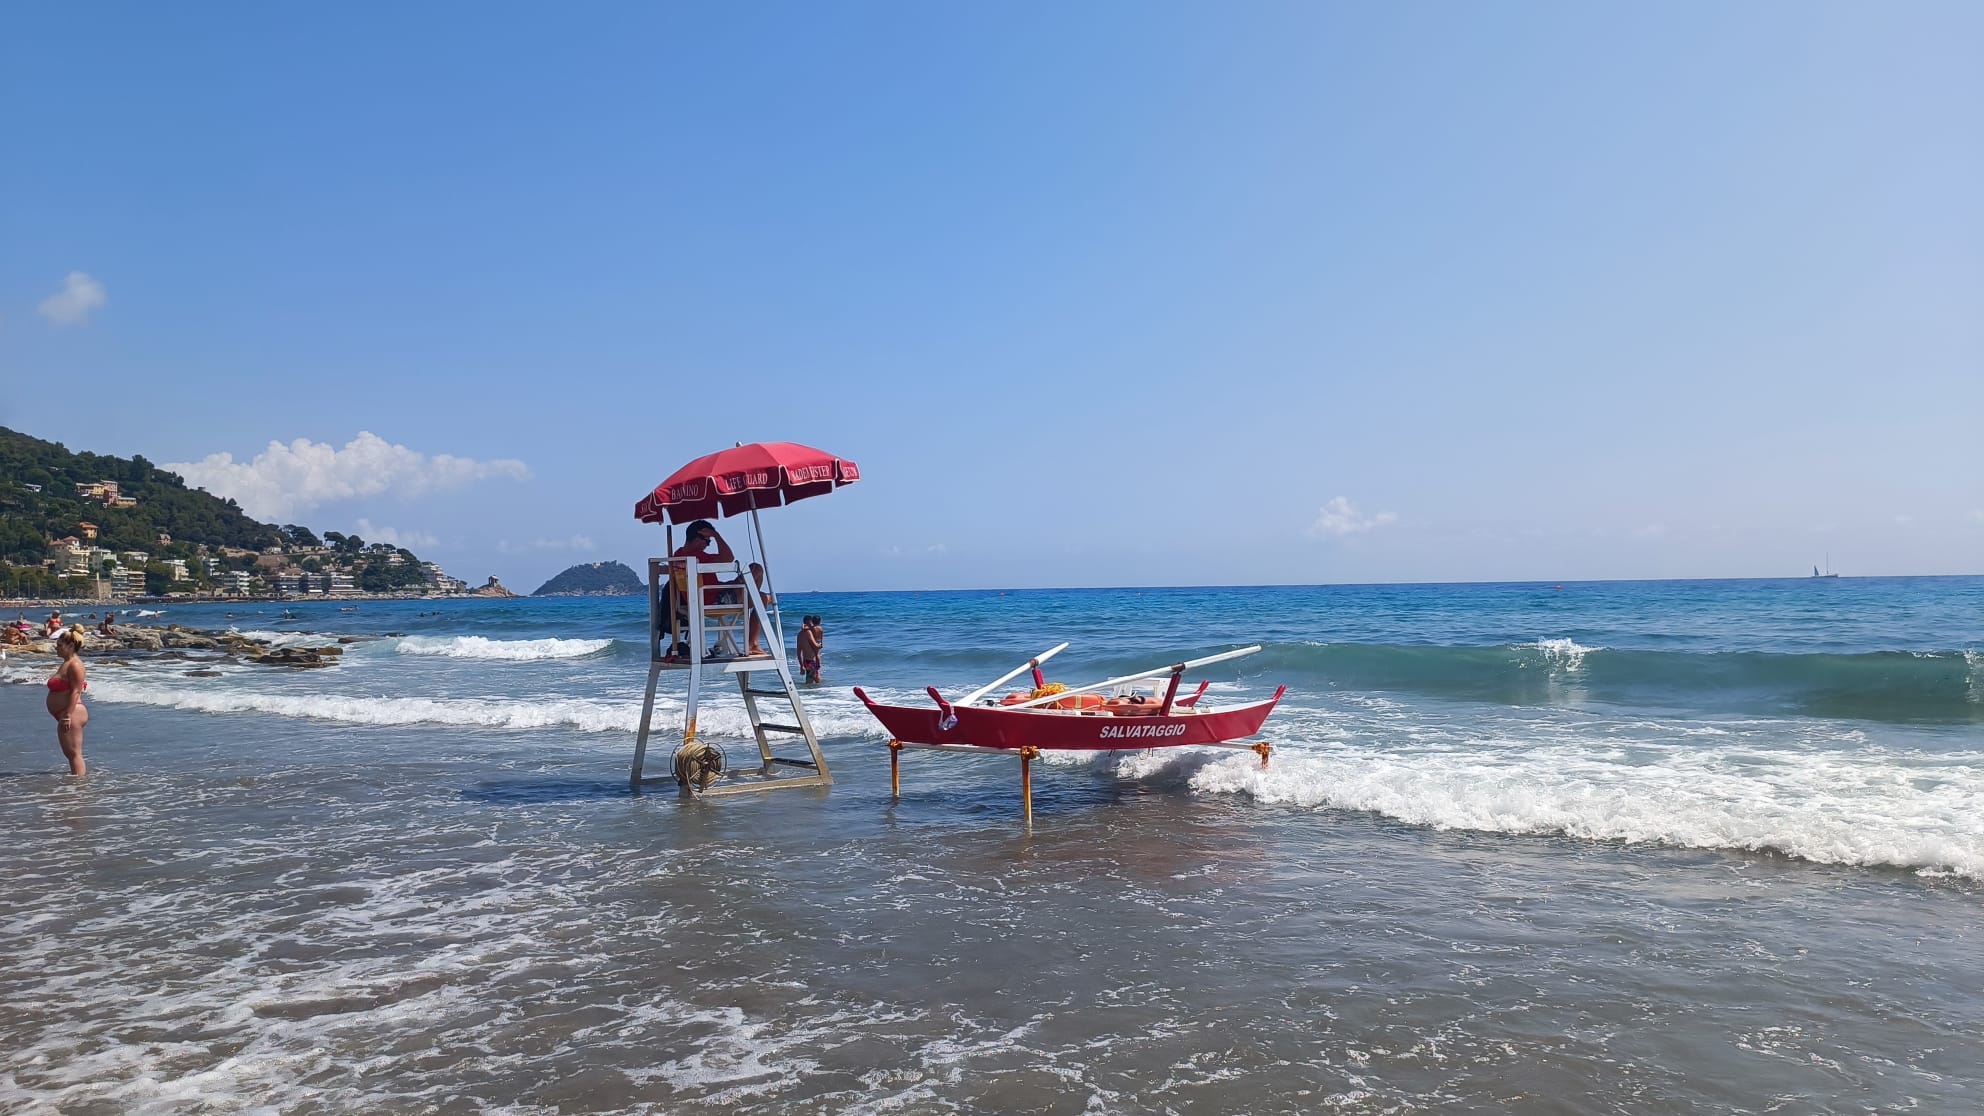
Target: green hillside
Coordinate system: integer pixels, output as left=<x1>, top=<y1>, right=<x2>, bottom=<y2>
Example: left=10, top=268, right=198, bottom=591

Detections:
left=0, top=425, right=429, bottom=598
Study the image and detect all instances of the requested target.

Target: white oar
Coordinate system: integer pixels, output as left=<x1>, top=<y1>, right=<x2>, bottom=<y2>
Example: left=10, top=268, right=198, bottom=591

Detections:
left=1006, top=645, right=1263, bottom=710
left=956, top=642, right=1070, bottom=705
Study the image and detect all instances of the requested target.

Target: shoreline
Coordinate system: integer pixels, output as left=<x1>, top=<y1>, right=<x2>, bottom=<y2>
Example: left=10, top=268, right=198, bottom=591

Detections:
left=0, top=590, right=517, bottom=609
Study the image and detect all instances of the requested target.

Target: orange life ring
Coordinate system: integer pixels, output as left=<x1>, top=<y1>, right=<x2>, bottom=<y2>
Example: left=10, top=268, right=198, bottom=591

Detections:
left=1051, top=693, right=1106, bottom=711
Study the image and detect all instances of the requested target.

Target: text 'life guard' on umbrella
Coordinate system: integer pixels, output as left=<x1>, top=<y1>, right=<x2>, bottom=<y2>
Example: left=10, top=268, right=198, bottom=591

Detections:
left=628, top=441, right=860, bottom=796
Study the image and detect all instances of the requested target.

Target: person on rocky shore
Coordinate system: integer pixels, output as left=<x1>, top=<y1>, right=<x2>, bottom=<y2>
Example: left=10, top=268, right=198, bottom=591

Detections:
left=47, top=627, right=89, bottom=776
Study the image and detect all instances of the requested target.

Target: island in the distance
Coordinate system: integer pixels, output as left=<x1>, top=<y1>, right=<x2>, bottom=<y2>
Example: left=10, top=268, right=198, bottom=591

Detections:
left=531, top=560, right=643, bottom=597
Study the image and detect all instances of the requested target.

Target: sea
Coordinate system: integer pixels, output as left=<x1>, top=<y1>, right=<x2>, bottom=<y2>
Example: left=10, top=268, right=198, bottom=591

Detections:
left=2, top=575, right=1981, bottom=1114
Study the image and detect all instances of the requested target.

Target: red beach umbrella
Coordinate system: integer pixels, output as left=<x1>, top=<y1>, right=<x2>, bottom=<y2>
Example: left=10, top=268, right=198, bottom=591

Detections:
left=634, top=441, right=860, bottom=524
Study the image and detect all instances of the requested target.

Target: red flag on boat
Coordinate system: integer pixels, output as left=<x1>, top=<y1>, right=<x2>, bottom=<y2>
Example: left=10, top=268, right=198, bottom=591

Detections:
left=634, top=442, right=860, bottom=524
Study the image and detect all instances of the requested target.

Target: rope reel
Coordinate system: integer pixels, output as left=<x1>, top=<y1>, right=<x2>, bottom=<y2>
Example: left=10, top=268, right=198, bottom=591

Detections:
left=673, top=739, right=726, bottom=791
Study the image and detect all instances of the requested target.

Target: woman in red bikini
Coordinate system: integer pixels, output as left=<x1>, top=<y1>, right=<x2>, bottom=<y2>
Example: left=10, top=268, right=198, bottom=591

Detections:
left=46, top=627, right=89, bottom=776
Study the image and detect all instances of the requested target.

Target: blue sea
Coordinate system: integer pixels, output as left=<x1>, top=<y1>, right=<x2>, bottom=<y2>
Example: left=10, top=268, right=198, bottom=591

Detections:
left=3, top=576, right=1981, bottom=1112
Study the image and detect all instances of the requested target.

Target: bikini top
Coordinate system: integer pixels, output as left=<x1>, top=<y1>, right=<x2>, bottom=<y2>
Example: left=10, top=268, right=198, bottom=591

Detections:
left=47, top=676, right=85, bottom=693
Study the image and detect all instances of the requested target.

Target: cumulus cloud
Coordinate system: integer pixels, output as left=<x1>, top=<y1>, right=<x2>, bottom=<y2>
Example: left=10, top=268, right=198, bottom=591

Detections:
left=353, top=519, right=438, bottom=549
left=166, top=432, right=530, bottom=520
left=1309, top=497, right=1397, bottom=538
left=38, top=272, right=107, bottom=326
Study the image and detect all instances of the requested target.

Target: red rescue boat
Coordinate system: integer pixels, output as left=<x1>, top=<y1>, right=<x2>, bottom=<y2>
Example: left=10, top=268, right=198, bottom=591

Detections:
left=856, top=643, right=1285, bottom=823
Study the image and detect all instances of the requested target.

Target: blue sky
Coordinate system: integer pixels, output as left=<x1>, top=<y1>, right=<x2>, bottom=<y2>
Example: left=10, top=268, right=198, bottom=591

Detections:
left=3, top=2, right=1979, bottom=591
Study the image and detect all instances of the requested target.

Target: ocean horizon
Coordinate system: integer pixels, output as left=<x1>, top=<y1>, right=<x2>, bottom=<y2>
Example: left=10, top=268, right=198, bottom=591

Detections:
left=11, top=568, right=1984, bottom=610
left=3, top=574, right=1980, bottom=1111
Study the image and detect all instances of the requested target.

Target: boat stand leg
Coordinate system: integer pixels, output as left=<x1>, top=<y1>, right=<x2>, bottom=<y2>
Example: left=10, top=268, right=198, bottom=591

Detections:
left=889, top=739, right=902, bottom=798
left=1020, top=746, right=1039, bottom=826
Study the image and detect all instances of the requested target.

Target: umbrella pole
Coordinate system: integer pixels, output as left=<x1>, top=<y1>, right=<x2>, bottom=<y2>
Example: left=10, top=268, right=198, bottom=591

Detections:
left=749, top=505, right=784, bottom=650
left=665, top=524, right=677, bottom=656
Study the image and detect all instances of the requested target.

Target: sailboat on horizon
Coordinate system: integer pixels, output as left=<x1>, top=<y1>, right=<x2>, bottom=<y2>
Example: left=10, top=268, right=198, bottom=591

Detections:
left=1812, top=553, right=1840, bottom=579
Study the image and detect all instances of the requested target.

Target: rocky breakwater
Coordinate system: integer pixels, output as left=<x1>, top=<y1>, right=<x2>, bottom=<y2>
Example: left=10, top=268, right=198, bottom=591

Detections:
left=8, top=624, right=356, bottom=670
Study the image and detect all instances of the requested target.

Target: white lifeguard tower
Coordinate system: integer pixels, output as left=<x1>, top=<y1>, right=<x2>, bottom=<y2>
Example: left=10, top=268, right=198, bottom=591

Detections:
left=627, top=442, right=860, bottom=796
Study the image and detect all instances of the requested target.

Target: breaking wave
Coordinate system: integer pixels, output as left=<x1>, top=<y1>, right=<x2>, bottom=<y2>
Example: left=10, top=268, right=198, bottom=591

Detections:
left=1251, top=641, right=1984, bottom=723
left=86, top=676, right=887, bottom=740
left=393, top=636, right=616, bottom=661
left=229, top=629, right=344, bottom=650
left=1081, top=726, right=1984, bottom=880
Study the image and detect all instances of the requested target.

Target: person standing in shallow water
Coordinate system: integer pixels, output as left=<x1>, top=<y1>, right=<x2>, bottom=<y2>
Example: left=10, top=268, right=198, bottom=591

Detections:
left=46, top=627, right=89, bottom=776
left=796, top=615, right=824, bottom=684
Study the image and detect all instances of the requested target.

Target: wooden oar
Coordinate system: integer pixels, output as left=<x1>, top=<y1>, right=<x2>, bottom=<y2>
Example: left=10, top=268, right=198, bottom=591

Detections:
left=955, top=642, right=1070, bottom=706
left=1005, top=645, right=1263, bottom=710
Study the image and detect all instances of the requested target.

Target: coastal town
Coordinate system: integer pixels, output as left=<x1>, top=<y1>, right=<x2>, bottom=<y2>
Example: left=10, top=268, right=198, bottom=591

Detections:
left=1, top=435, right=512, bottom=604
left=39, top=517, right=485, bottom=601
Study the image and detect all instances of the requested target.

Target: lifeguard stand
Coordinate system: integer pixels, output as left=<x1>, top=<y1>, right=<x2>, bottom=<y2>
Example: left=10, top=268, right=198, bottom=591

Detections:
left=629, top=440, right=859, bottom=795
left=629, top=544, right=830, bottom=795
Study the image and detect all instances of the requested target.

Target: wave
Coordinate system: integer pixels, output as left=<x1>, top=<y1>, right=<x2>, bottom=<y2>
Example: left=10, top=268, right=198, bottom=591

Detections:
left=1250, top=641, right=1984, bottom=723
left=1091, top=735, right=1984, bottom=879
left=88, top=676, right=888, bottom=740
left=230, top=630, right=343, bottom=650
left=393, top=636, right=616, bottom=661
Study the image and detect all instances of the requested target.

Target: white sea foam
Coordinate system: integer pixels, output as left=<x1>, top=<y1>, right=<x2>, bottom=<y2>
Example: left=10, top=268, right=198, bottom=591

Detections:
left=394, top=635, right=616, bottom=661
left=1169, top=717, right=1984, bottom=879
left=89, top=674, right=888, bottom=740
left=230, top=629, right=342, bottom=650
left=1528, top=637, right=1600, bottom=671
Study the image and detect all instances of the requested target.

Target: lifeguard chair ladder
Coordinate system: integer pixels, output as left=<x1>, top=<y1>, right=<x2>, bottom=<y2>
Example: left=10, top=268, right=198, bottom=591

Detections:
left=629, top=554, right=831, bottom=795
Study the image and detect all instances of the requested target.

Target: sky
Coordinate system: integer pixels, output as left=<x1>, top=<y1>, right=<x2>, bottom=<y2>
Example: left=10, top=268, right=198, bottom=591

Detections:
left=2, top=2, right=1979, bottom=592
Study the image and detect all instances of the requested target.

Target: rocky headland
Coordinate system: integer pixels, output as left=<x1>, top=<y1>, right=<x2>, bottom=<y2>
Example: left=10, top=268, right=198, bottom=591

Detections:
left=531, top=560, right=643, bottom=597
left=6, top=624, right=368, bottom=670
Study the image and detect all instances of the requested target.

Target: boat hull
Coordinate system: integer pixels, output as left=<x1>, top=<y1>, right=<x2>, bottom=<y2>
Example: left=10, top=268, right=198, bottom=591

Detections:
left=855, top=687, right=1284, bottom=751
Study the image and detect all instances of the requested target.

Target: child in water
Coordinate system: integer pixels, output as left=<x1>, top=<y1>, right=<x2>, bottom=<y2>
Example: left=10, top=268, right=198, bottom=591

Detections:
left=796, top=615, right=824, bottom=684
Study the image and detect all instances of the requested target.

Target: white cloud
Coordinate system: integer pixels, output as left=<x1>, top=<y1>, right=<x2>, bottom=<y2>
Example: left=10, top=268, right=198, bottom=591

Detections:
left=1309, top=497, right=1397, bottom=538
left=38, top=272, right=107, bottom=326
left=352, top=519, right=438, bottom=549
left=166, top=432, right=530, bottom=520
